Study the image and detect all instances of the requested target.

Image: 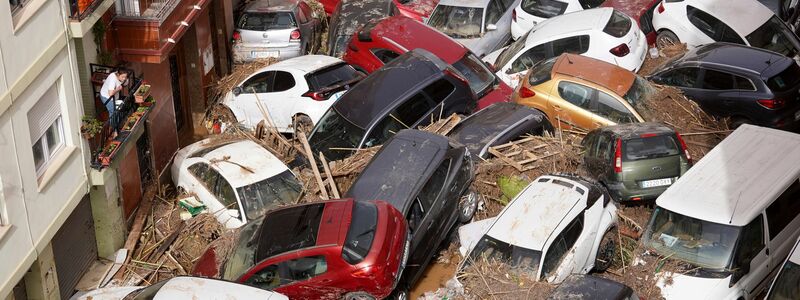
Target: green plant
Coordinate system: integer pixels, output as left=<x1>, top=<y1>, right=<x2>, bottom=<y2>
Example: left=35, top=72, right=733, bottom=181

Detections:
left=81, top=116, right=103, bottom=139
left=104, top=143, right=118, bottom=155
left=92, top=22, right=116, bottom=65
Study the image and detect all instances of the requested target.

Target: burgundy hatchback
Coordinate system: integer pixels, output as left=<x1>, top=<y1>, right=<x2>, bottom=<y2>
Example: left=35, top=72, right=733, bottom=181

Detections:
left=342, top=16, right=513, bottom=110
left=193, top=199, right=409, bottom=300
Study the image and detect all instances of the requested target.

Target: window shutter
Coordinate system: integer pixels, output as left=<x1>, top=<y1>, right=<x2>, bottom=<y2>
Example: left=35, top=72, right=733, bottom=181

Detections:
left=27, top=84, right=62, bottom=142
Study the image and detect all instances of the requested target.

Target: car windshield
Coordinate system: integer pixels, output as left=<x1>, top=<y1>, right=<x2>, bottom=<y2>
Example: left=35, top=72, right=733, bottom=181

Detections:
left=527, top=57, right=557, bottom=86
left=766, top=62, right=800, bottom=93
left=223, top=218, right=265, bottom=281
left=453, top=53, right=495, bottom=97
left=746, top=16, right=798, bottom=58
left=428, top=5, right=484, bottom=39
left=124, top=280, right=168, bottom=300
left=465, top=234, right=542, bottom=275
left=623, top=76, right=655, bottom=107
left=623, top=134, right=680, bottom=162
left=342, top=201, right=379, bottom=264
left=521, top=0, right=568, bottom=19
left=238, top=12, right=296, bottom=31
left=495, top=31, right=531, bottom=68
left=307, top=63, right=362, bottom=92
left=236, top=170, right=302, bottom=221
left=643, top=207, right=740, bottom=270
left=308, top=108, right=365, bottom=161
left=767, top=260, right=800, bottom=300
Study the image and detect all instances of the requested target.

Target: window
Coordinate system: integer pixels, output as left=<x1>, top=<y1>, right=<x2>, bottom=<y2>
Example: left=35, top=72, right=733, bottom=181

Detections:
left=686, top=6, right=743, bottom=44
left=238, top=12, right=297, bottom=31
left=746, top=16, right=798, bottom=57
left=189, top=163, right=239, bottom=210
left=766, top=180, right=800, bottom=239
left=371, top=49, right=401, bottom=64
left=9, top=0, right=30, bottom=15
left=31, top=118, right=64, bottom=175
left=342, top=201, right=378, bottom=264
left=297, top=2, right=313, bottom=23
left=486, top=0, right=504, bottom=26
left=541, top=213, right=584, bottom=279
left=422, top=79, right=455, bottom=104
left=733, top=215, right=765, bottom=269
left=701, top=69, right=735, bottom=90
left=407, top=198, right=425, bottom=234
left=418, top=159, right=451, bottom=208
left=520, top=0, right=568, bottom=19
left=578, top=0, right=605, bottom=9
left=551, top=35, right=590, bottom=56
left=272, top=71, right=295, bottom=92
left=241, top=72, right=274, bottom=94
left=245, top=255, right=328, bottom=289
left=657, top=67, right=700, bottom=88
left=511, top=44, right=547, bottom=74
left=603, top=10, right=632, bottom=38
left=734, top=75, right=755, bottom=91
left=28, top=85, right=64, bottom=176
left=595, top=133, right=611, bottom=161
left=595, top=92, right=636, bottom=124
left=557, top=81, right=593, bottom=109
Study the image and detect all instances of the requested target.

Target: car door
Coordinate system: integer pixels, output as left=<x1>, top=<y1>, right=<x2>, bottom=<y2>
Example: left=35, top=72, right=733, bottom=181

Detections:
left=540, top=212, right=584, bottom=283
left=187, top=163, right=241, bottom=227
left=406, top=159, right=452, bottom=284
left=762, top=180, right=800, bottom=295
left=686, top=6, right=745, bottom=46
left=590, top=90, right=638, bottom=127
left=651, top=66, right=703, bottom=100
left=296, top=2, right=319, bottom=52
left=233, top=71, right=275, bottom=128
left=732, top=214, right=769, bottom=298
left=266, top=71, right=299, bottom=131
left=243, top=254, right=336, bottom=298
left=403, top=192, right=434, bottom=285
left=482, top=0, right=507, bottom=53
left=552, top=80, right=600, bottom=131
left=696, top=68, right=742, bottom=117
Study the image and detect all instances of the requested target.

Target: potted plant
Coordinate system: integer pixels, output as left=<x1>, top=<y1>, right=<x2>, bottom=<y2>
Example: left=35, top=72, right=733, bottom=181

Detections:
left=99, top=141, right=121, bottom=166
left=134, top=83, right=151, bottom=103
left=81, top=116, right=103, bottom=139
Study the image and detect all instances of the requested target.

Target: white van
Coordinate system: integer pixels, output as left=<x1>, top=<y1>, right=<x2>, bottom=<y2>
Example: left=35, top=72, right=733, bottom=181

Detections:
left=641, top=125, right=800, bottom=300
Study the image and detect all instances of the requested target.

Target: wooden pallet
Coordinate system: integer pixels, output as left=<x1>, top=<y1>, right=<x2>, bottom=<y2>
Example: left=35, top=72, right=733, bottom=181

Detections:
left=420, top=113, right=461, bottom=135
left=253, top=121, right=298, bottom=161
left=487, top=136, right=559, bottom=171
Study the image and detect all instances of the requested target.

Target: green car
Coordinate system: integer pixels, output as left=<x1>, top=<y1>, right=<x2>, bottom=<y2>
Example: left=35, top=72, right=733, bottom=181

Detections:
left=581, top=123, right=692, bottom=203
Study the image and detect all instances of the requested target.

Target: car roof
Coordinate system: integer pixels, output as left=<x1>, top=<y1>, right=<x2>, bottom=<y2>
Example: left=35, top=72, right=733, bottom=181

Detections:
left=244, top=0, right=298, bottom=12
left=436, top=0, right=488, bottom=8
left=346, top=130, right=451, bottom=211
left=366, top=16, right=468, bottom=64
left=677, top=43, right=793, bottom=78
left=190, top=139, right=289, bottom=188
left=526, top=8, right=613, bottom=45
left=154, top=277, right=286, bottom=299
left=592, top=122, right=675, bottom=140
left=255, top=201, right=347, bottom=261
left=254, top=55, right=344, bottom=74
left=547, top=275, right=632, bottom=300
left=333, top=49, right=449, bottom=128
left=553, top=53, right=635, bottom=97
left=657, top=125, right=800, bottom=226
left=686, top=0, right=773, bottom=35
left=487, top=175, right=588, bottom=251
left=448, top=102, right=547, bottom=156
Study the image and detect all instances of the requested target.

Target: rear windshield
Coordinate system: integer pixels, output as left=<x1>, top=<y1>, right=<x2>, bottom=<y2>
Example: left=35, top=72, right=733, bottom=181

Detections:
left=622, top=134, right=680, bottom=162
left=746, top=16, right=798, bottom=58
left=453, top=53, right=495, bottom=97
left=603, top=10, right=632, bottom=38
left=342, top=201, right=378, bottom=264
left=238, top=12, right=297, bottom=31
left=766, top=62, right=800, bottom=93
left=527, top=57, right=557, bottom=86
left=307, top=63, right=362, bottom=92
left=521, top=0, right=569, bottom=19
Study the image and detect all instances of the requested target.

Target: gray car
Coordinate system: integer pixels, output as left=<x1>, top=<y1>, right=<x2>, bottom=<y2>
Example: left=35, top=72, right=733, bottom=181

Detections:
left=426, top=0, right=521, bottom=57
left=232, top=0, right=321, bottom=62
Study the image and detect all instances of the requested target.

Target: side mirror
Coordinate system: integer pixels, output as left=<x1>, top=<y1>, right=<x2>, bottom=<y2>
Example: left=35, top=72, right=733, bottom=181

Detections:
left=504, top=68, right=514, bottom=75
left=486, top=24, right=498, bottom=31
left=232, top=86, right=243, bottom=96
left=228, top=209, right=241, bottom=219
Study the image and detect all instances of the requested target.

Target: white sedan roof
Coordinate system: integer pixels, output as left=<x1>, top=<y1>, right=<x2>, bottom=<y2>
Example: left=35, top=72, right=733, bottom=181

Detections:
left=525, top=7, right=613, bottom=46
left=154, top=277, right=288, bottom=299
left=184, top=138, right=290, bottom=188
left=252, top=54, right=343, bottom=75
left=687, top=0, right=773, bottom=36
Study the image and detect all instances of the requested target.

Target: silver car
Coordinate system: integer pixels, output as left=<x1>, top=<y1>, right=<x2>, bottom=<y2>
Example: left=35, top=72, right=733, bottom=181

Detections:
left=233, top=0, right=321, bottom=62
left=426, top=0, right=521, bottom=57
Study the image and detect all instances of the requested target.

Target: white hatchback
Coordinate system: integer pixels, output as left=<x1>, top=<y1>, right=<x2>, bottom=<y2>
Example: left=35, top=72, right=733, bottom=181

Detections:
left=222, top=55, right=363, bottom=134
left=484, top=8, right=647, bottom=87
left=171, top=138, right=302, bottom=228
left=457, top=174, right=618, bottom=284
left=511, top=0, right=606, bottom=40
left=652, top=0, right=800, bottom=60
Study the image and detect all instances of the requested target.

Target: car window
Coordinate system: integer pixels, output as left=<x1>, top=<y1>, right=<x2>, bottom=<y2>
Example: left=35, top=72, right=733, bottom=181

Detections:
left=701, top=69, right=735, bottom=90
left=407, top=199, right=425, bottom=234
left=733, top=215, right=765, bottom=269
left=747, top=16, right=798, bottom=58
left=296, top=7, right=308, bottom=24
left=594, top=91, right=636, bottom=124
left=486, top=0, right=504, bottom=26
left=241, top=71, right=275, bottom=94
left=657, top=67, right=700, bottom=88
left=603, top=10, right=632, bottom=38
left=767, top=62, right=800, bottom=93
left=244, top=255, right=328, bottom=290
left=595, top=134, right=611, bottom=161
left=734, top=76, right=755, bottom=91
left=528, top=57, right=557, bottom=86
left=423, top=79, right=456, bottom=104
left=298, top=2, right=313, bottom=23
left=214, top=175, right=238, bottom=209
left=499, top=0, right=514, bottom=9
left=272, top=71, right=295, bottom=92
left=551, top=35, right=590, bottom=56
left=428, top=5, right=484, bottom=38
left=342, top=201, right=378, bottom=264
left=719, top=26, right=745, bottom=44
left=511, top=44, right=548, bottom=74
left=418, top=159, right=451, bottom=209
left=541, top=213, right=584, bottom=279
left=238, top=12, right=298, bottom=31
left=364, top=93, right=433, bottom=147
left=765, top=179, right=800, bottom=240
left=578, top=0, right=605, bottom=9
left=371, top=49, right=401, bottom=64
left=188, top=162, right=210, bottom=180
left=557, top=81, right=593, bottom=109
left=521, top=0, right=568, bottom=19
left=686, top=6, right=741, bottom=43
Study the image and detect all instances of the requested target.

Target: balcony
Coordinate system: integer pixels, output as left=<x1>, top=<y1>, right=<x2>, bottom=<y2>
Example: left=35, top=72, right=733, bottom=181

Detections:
left=67, top=0, right=116, bottom=38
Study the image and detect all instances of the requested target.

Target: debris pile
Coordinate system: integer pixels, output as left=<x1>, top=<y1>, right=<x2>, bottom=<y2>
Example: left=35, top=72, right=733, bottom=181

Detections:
left=638, top=43, right=688, bottom=76
left=457, top=258, right=555, bottom=300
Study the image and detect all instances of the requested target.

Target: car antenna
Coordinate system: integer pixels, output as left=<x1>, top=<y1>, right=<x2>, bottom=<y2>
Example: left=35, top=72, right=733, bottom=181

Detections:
left=729, top=190, right=743, bottom=224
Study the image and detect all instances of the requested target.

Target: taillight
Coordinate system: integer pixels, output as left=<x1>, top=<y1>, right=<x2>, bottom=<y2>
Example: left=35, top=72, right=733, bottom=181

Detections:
left=657, top=2, right=665, bottom=13
left=610, top=43, right=630, bottom=57
left=303, top=91, right=328, bottom=101
left=757, top=98, right=785, bottom=109
left=519, top=86, right=536, bottom=98
left=640, top=133, right=657, bottom=138
left=232, top=31, right=242, bottom=43
left=290, top=29, right=301, bottom=41
left=512, top=9, right=517, bottom=22
left=444, top=69, right=470, bottom=87
left=675, top=132, right=692, bottom=165
left=614, top=138, right=622, bottom=173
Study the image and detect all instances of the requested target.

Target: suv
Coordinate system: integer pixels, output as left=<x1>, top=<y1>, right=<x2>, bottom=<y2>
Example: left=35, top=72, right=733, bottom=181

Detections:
left=343, top=16, right=513, bottom=109
left=232, top=0, right=321, bottom=62
left=345, top=130, right=476, bottom=298
left=448, top=102, right=551, bottom=159
left=649, top=43, right=800, bottom=130
left=192, top=199, right=409, bottom=300
left=581, top=123, right=691, bottom=203
left=308, top=49, right=477, bottom=161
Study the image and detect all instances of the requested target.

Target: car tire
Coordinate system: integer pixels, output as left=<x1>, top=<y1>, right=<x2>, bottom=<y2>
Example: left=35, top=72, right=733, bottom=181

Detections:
left=730, top=117, right=752, bottom=129
left=293, top=114, right=313, bottom=138
left=343, top=292, right=376, bottom=300
left=656, top=30, right=680, bottom=49
left=595, top=227, right=617, bottom=272
left=388, top=286, right=408, bottom=300
left=459, top=190, right=481, bottom=223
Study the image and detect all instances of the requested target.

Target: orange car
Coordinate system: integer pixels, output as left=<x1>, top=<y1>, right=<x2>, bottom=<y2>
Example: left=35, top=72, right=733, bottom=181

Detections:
left=513, top=53, right=654, bottom=132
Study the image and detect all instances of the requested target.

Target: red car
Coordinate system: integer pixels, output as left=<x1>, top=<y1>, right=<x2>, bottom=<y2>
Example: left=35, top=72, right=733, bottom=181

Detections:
left=318, top=0, right=438, bottom=21
left=342, top=16, right=512, bottom=110
left=193, top=199, right=409, bottom=300
left=602, top=0, right=662, bottom=46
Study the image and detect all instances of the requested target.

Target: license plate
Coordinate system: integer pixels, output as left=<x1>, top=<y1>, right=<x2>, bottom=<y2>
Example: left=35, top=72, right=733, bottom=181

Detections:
left=251, top=51, right=278, bottom=58
left=641, top=178, right=672, bottom=188
left=795, top=110, right=800, bottom=121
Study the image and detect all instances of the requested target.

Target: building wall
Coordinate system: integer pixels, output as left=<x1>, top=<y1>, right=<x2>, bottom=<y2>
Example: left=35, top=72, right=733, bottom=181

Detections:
left=0, top=0, right=91, bottom=297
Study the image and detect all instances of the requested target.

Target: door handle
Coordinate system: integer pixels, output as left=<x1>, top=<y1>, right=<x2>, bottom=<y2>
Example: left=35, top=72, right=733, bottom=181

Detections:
left=766, top=248, right=770, bottom=256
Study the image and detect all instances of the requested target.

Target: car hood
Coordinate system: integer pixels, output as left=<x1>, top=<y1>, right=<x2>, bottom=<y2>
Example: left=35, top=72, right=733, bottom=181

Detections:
left=457, top=217, right=496, bottom=257
left=656, top=272, right=732, bottom=299
left=72, top=287, right=140, bottom=300
left=398, top=0, right=438, bottom=19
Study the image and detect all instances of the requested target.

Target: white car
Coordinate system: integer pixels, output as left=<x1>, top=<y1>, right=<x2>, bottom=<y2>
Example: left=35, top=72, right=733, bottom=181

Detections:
left=222, top=55, right=363, bottom=134
left=457, top=174, right=618, bottom=284
left=171, top=138, right=302, bottom=228
left=426, top=0, right=522, bottom=57
left=511, top=0, right=606, bottom=40
left=72, top=276, right=289, bottom=300
left=652, top=0, right=800, bottom=60
left=766, top=236, right=800, bottom=300
left=484, top=7, right=646, bottom=87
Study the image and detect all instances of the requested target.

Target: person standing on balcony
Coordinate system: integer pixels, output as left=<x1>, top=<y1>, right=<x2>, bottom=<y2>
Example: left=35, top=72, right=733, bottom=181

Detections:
left=100, top=69, right=129, bottom=139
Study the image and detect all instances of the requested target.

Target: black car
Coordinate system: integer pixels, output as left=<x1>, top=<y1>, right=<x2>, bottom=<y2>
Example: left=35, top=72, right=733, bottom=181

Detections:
left=308, top=49, right=478, bottom=161
left=547, top=275, right=639, bottom=300
left=648, top=42, right=800, bottom=130
left=345, top=129, right=477, bottom=298
left=447, top=102, right=551, bottom=159
left=328, top=0, right=397, bottom=57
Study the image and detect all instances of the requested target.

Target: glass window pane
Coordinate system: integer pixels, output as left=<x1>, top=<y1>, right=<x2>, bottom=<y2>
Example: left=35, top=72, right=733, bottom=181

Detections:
left=45, top=118, right=62, bottom=155
left=702, top=70, right=735, bottom=90
left=511, top=45, right=547, bottom=74
left=595, top=91, right=636, bottom=124
left=557, top=81, right=593, bottom=109
left=214, top=176, right=238, bottom=209
left=32, top=139, right=45, bottom=171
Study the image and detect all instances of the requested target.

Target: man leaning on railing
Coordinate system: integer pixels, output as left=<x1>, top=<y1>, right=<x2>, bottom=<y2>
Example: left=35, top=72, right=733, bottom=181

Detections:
left=100, top=69, right=129, bottom=139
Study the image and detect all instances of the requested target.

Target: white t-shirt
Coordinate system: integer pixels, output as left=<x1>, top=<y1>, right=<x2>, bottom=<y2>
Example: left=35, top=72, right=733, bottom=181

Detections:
left=100, top=72, right=121, bottom=99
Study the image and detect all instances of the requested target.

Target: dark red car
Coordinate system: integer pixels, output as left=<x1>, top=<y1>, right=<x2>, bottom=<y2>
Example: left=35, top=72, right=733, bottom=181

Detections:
left=193, top=199, right=409, bottom=300
left=318, top=0, right=438, bottom=21
left=342, top=15, right=512, bottom=110
left=602, top=0, right=662, bottom=46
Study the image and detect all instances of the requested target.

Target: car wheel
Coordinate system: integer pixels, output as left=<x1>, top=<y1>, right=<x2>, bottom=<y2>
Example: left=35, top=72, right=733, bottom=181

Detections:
left=388, top=286, right=408, bottom=300
left=656, top=30, right=680, bottom=49
left=595, top=227, right=617, bottom=272
left=343, top=292, right=376, bottom=300
left=459, top=190, right=481, bottom=223
left=730, top=117, right=752, bottom=129
left=293, top=114, right=313, bottom=138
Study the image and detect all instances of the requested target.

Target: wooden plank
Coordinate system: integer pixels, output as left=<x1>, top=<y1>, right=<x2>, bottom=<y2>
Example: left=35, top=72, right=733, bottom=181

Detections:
left=318, top=152, right=340, bottom=199
left=112, top=191, right=153, bottom=281
left=488, top=147, right=524, bottom=172
left=298, top=132, right=329, bottom=199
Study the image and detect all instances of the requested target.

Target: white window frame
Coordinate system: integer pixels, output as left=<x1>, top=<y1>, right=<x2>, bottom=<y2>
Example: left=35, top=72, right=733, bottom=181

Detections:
left=32, top=116, right=65, bottom=176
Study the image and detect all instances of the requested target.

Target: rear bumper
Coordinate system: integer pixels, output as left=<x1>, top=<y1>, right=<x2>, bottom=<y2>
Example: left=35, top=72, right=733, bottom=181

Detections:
left=232, top=45, right=302, bottom=62
left=762, top=107, right=800, bottom=132
left=607, top=181, right=669, bottom=203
